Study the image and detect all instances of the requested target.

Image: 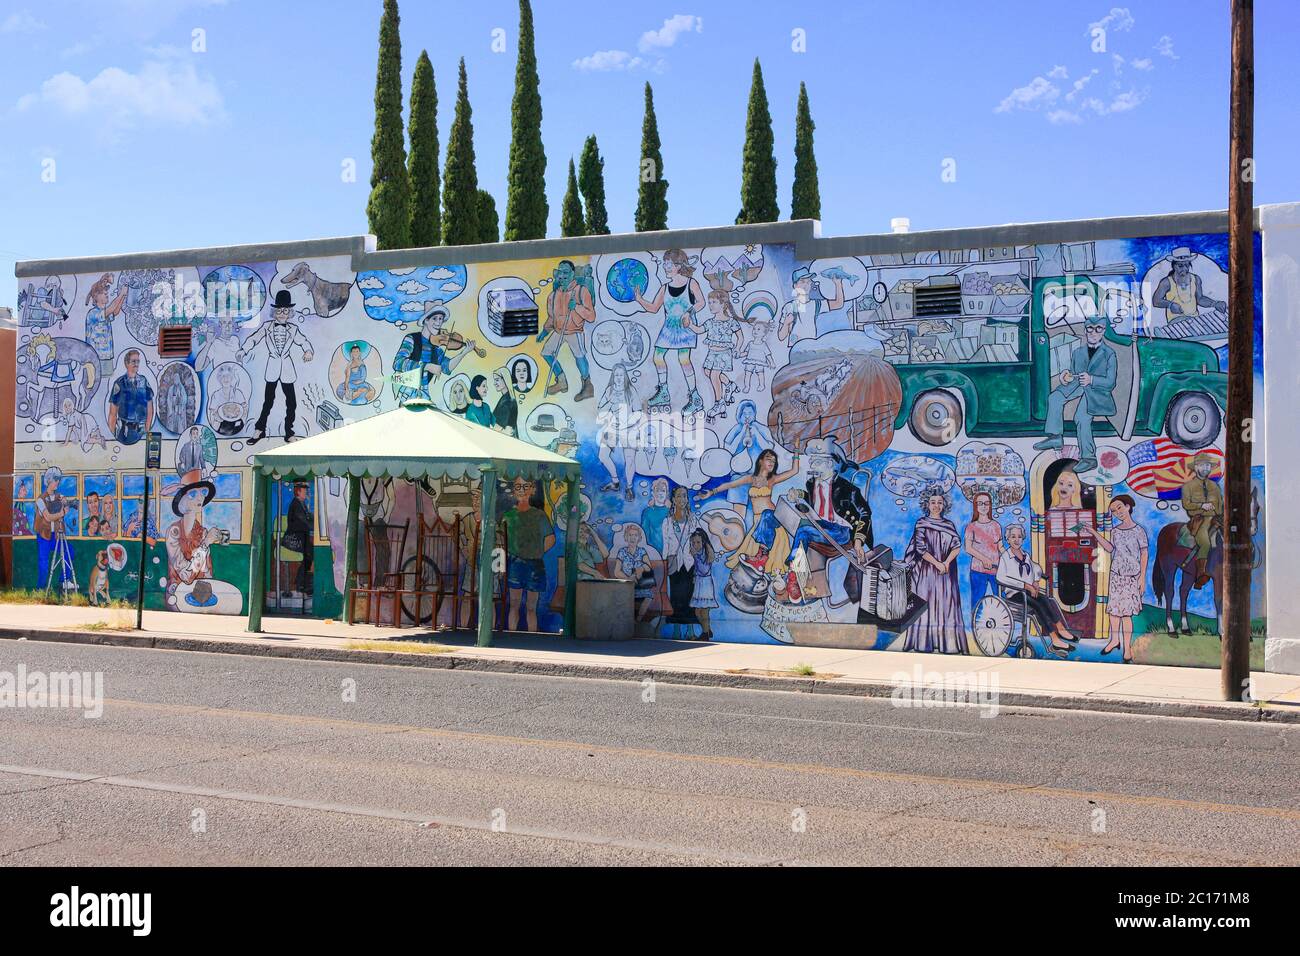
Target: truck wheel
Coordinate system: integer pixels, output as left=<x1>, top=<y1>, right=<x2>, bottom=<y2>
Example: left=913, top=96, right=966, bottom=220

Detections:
left=908, top=389, right=963, bottom=446
left=1165, top=391, right=1221, bottom=449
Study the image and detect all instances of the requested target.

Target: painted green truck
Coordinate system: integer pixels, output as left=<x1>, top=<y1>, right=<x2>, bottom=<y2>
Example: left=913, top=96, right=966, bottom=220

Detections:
left=894, top=275, right=1227, bottom=450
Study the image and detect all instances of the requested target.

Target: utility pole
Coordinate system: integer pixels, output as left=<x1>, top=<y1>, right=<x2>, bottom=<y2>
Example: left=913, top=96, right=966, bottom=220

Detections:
left=1222, top=0, right=1254, bottom=701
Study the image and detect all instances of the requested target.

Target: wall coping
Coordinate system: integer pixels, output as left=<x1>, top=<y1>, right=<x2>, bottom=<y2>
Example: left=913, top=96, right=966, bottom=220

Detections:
left=17, top=205, right=1292, bottom=279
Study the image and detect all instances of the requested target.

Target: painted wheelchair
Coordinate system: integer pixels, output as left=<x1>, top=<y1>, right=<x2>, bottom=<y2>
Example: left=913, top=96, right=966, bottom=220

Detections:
left=970, top=587, right=1062, bottom=660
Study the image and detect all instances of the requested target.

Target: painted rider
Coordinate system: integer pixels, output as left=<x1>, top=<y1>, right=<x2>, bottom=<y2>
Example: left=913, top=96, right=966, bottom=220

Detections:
left=540, top=260, right=596, bottom=401
left=1033, top=314, right=1117, bottom=473
left=1179, top=451, right=1222, bottom=588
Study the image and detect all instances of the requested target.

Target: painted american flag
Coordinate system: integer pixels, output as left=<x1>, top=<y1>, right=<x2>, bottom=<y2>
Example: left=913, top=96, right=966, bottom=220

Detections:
left=1125, top=438, right=1223, bottom=500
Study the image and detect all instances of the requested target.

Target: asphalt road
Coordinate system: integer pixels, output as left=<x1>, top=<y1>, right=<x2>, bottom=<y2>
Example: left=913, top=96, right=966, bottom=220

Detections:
left=0, top=641, right=1296, bottom=866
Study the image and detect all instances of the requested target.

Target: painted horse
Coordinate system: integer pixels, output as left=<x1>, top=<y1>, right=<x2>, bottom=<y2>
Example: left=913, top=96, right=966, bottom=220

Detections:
left=1152, top=518, right=1223, bottom=635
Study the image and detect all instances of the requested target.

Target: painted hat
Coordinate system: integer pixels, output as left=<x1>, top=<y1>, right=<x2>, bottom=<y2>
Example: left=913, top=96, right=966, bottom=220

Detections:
left=1170, top=247, right=1196, bottom=262
left=1191, top=451, right=1218, bottom=467
left=172, top=468, right=216, bottom=516
left=419, top=301, right=448, bottom=325
left=270, top=290, right=295, bottom=310
left=791, top=266, right=813, bottom=283
left=533, top=413, right=558, bottom=432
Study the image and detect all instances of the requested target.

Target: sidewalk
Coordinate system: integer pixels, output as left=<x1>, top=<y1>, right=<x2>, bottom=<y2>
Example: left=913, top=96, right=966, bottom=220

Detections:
left=1, top=602, right=1297, bottom=723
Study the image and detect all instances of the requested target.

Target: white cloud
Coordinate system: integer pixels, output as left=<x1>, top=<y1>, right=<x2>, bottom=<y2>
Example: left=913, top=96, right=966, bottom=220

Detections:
left=1155, top=35, right=1178, bottom=59
left=1048, top=109, right=1083, bottom=125
left=396, top=279, right=429, bottom=295
left=1, top=10, right=46, bottom=33
left=440, top=281, right=463, bottom=294
left=1088, top=7, right=1134, bottom=36
left=61, top=40, right=100, bottom=59
left=995, top=76, right=1060, bottom=113
left=572, top=49, right=657, bottom=72
left=1131, top=57, right=1153, bottom=71
left=637, top=14, right=702, bottom=53
left=357, top=277, right=385, bottom=290
left=399, top=301, right=427, bottom=313
left=1064, top=69, right=1100, bottom=102
left=364, top=295, right=393, bottom=308
left=1047, top=65, right=1069, bottom=79
left=16, top=58, right=225, bottom=133
left=427, top=267, right=455, bottom=280
left=388, top=267, right=416, bottom=276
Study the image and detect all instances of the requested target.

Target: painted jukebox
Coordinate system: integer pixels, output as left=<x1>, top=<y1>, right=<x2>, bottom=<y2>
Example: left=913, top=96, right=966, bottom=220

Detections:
left=1029, top=452, right=1111, bottom=642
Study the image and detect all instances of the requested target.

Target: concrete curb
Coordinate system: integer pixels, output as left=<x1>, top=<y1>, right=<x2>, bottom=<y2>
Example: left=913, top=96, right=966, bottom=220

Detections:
left=2, top=626, right=1296, bottom=725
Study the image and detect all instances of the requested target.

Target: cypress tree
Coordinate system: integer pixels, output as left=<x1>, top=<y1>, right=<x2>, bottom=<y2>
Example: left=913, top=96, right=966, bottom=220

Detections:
left=441, top=58, right=480, bottom=246
left=634, top=82, right=668, bottom=232
left=407, top=50, right=441, bottom=246
left=790, top=82, right=821, bottom=221
left=560, top=158, right=585, bottom=238
left=366, top=0, right=411, bottom=249
left=504, top=0, right=548, bottom=240
left=735, top=58, right=779, bottom=225
left=477, top=190, right=500, bottom=243
left=578, top=134, right=610, bottom=235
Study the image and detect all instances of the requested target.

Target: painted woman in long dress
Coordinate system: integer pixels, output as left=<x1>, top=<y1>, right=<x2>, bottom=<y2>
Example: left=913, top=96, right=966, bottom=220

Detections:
left=903, top=487, right=967, bottom=654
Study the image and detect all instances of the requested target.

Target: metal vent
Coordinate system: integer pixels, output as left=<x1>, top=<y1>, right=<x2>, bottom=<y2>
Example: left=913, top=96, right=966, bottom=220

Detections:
left=913, top=285, right=962, bottom=318
left=157, top=325, right=193, bottom=358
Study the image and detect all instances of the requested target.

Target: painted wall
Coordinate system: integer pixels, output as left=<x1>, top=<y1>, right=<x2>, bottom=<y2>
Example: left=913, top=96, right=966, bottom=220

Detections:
left=11, top=220, right=1268, bottom=668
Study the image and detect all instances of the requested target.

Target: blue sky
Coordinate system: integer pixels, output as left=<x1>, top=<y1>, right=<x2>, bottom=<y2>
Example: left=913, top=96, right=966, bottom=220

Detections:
left=2, top=0, right=1297, bottom=308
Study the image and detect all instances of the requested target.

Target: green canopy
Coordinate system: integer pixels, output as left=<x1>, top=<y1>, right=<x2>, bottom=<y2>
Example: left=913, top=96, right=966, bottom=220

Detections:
left=246, top=400, right=582, bottom=647
left=250, top=399, right=580, bottom=482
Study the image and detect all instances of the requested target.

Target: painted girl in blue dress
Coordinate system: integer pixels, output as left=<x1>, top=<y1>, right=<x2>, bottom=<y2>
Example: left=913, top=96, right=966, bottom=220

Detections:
left=633, top=248, right=706, bottom=416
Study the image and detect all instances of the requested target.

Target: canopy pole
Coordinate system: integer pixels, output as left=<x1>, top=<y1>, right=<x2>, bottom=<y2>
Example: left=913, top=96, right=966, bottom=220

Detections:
left=342, top=475, right=360, bottom=625
left=563, top=474, right=581, bottom=639
left=247, top=471, right=269, bottom=633
left=476, top=466, right=497, bottom=648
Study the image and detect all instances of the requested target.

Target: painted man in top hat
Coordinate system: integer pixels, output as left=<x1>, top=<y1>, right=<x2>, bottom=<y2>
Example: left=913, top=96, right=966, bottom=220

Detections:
left=1179, top=451, right=1223, bottom=588
left=392, top=303, right=477, bottom=404
left=783, top=437, right=872, bottom=604
left=1033, top=314, right=1117, bottom=473
left=239, top=290, right=314, bottom=444
left=1152, top=247, right=1227, bottom=328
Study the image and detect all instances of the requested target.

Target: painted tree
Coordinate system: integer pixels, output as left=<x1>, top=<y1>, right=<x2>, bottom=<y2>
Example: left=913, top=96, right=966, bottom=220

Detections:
left=735, top=58, right=779, bottom=225
left=790, top=82, right=821, bottom=221
left=477, top=190, right=500, bottom=243
left=407, top=50, right=441, bottom=246
left=441, top=58, right=480, bottom=246
left=366, top=0, right=411, bottom=250
left=634, top=82, right=668, bottom=232
left=560, top=158, right=585, bottom=238
left=504, top=0, right=548, bottom=240
left=578, top=134, right=610, bottom=235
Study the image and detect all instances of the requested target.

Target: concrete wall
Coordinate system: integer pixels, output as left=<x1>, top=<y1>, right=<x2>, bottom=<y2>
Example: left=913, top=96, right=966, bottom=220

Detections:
left=12, top=206, right=1288, bottom=670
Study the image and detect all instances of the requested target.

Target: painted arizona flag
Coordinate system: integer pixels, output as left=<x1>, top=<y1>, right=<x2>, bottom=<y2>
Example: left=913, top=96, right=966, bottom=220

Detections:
left=1125, top=438, right=1223, bottom=500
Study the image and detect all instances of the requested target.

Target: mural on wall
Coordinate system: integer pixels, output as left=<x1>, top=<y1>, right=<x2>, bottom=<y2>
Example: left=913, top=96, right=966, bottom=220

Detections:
left=10, top=228, right=1267, bottom=667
